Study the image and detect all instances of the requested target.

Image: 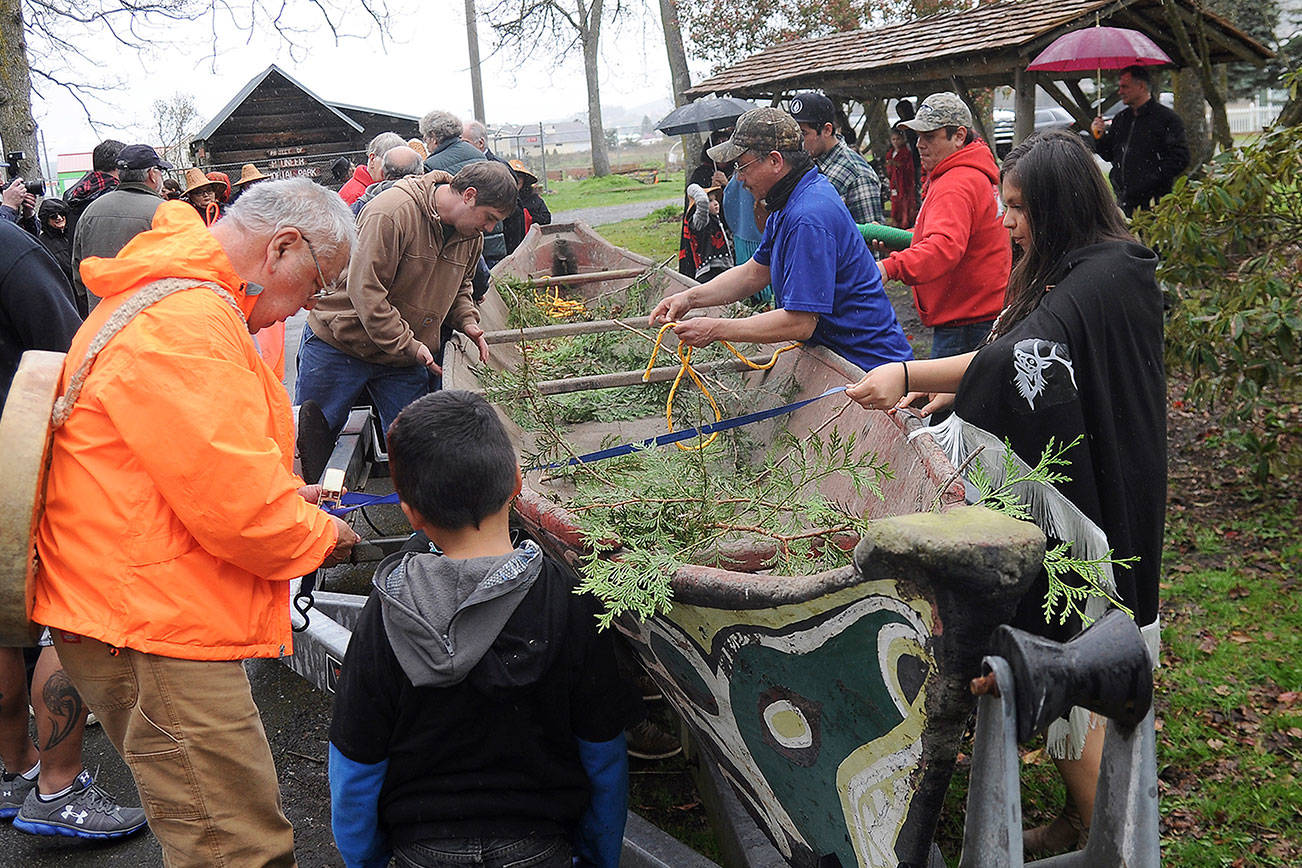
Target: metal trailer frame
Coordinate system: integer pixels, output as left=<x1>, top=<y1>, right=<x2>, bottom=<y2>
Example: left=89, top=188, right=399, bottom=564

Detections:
left=282, top=399, right=1161, bottom=868
left=283, top=405, right=725, bottom=867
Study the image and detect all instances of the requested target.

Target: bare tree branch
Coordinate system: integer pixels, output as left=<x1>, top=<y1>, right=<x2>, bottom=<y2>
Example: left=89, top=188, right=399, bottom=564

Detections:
left=480, top=0, right=616, bottom=174
left=30, top=67, right=112, bottom=135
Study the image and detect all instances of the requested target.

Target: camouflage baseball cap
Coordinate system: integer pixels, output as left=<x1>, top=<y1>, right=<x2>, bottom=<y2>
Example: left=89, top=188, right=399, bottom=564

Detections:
left=707, top=108, right=802, bottom=163
left=897, top=92, right=973, bottom=132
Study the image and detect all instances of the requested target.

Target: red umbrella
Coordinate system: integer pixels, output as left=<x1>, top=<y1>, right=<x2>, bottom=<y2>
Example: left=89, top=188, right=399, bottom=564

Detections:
left=1027, top=25, right=1173, bottom=117
left=1027, top=26, right=1173, bottom=72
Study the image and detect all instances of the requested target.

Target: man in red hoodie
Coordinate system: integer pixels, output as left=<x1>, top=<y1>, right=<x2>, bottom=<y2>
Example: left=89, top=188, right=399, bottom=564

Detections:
left=879, top=93, right=1010, bottom=357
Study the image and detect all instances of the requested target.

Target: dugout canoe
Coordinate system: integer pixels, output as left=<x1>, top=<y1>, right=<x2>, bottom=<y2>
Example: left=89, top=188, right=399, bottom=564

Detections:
left=431, top=222, right=1046, bottom=868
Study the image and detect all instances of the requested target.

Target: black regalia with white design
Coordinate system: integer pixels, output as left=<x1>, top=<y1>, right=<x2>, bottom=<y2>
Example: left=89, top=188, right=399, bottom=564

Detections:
left=953, top=241, right=1167, bottom=641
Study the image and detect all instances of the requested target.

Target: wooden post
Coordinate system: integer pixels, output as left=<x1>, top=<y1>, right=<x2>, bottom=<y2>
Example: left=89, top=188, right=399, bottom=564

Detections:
left=1014, top=66, right=1036, bottom=147
left=520, top=267, right=649, bottom=287
left=862, top=98, right=892, bottom=162
left=464, top=0, right=486, bottom=124
left=482, top=318, right=650, bottom=345
left=951, top=76, right=997, bottom=162
left=531, top=355, right=775, bottom=396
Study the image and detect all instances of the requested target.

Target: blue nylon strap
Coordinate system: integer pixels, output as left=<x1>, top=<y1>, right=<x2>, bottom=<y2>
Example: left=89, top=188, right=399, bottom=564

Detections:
left=323, top=385, right=849, bottom=513
left=523, top=385, right=848, bottom=472
left=326, top=491, right=400, bottom=517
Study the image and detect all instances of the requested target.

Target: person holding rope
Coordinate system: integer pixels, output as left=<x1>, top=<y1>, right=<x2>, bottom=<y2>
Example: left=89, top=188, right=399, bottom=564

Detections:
left=651, top=108, right=912, bottom=374
left=847, top=130, right=1165, bottom=857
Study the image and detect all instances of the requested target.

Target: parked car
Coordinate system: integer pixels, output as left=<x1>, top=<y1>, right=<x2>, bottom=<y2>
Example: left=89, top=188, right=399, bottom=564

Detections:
left=992, top=106, right=1078, bottom=156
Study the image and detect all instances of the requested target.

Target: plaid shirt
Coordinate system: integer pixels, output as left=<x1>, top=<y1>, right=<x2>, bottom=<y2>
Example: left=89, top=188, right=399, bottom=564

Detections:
left=65, top=171, right=118, bottom=204
left=815, top=139, right=885, bottom=224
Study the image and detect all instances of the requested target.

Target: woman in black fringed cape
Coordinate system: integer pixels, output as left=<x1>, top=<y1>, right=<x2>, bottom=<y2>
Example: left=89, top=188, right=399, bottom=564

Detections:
left=847, top=129, right=1166, bottom=857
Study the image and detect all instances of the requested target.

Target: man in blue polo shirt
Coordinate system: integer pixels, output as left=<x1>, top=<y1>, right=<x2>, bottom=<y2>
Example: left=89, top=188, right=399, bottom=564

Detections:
left=650, top=108, right=911, bottom=373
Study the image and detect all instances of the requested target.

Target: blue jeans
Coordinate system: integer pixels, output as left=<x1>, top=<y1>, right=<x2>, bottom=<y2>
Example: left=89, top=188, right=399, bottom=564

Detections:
left=394, top=835, right=571, bottom=868
left=295, top=328, right=431, bottom=438
left=931, top=320, right=995, bottom=358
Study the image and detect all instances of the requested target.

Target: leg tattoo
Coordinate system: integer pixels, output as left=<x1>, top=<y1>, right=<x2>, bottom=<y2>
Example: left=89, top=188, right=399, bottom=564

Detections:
left=40, top=671, right=83, bottom=751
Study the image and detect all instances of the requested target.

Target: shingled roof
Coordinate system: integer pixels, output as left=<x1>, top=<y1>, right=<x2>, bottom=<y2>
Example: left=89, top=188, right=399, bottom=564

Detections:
left=686, top=0, right=1272, bottom=99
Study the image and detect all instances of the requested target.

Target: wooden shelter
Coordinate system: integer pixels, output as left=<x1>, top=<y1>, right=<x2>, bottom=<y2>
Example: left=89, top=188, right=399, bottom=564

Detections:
left=190, top=65, right=420, bottom=182
left=685, top=0, right=1272, bottom=152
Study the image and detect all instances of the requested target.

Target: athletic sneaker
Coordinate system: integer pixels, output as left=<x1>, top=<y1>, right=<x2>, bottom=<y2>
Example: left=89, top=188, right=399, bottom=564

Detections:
left=13, top=770, right=147, bottom=839
left=0, top=771, right=37, bottom=819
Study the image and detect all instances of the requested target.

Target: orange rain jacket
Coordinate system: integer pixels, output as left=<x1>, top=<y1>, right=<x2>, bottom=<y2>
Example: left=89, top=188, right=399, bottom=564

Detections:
left=34, top=203, right=338, bottom=661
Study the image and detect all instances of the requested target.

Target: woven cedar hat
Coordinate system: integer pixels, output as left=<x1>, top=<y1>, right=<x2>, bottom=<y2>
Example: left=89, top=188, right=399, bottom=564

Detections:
left=233, top=163, right=270, bottom=188
left=507, top=159, right=537, bottom=185
left=183, top=167, right=224, bottom=196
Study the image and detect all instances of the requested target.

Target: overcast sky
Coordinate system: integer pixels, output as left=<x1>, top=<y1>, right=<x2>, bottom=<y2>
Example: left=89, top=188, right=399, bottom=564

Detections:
left=30, top=0, right=702, bottom=160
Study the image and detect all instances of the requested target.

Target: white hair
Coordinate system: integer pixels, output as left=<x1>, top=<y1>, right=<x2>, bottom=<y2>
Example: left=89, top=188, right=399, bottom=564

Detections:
left=367, top=131, right=407, bottom=158
left=223, top=178, right=357, bottom=259
left=382, top=146, right=424, bottom=180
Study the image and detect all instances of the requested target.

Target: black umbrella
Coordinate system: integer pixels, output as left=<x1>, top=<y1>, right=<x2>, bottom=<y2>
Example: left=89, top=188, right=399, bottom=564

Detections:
left=655, top=97, right=757, bottom=136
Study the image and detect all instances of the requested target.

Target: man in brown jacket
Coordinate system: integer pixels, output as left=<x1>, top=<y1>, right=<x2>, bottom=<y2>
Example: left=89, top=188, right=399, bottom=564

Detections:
left=296, top=161, right=518, bottom=436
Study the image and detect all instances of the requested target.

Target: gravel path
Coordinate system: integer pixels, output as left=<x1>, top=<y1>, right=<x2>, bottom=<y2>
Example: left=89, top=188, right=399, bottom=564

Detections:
left=552, top=196, right=680, bottom=227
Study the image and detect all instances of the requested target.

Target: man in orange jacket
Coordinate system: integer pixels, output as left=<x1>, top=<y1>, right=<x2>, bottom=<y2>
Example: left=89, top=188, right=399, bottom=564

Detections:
left=33, top=178, right=361, bottom=867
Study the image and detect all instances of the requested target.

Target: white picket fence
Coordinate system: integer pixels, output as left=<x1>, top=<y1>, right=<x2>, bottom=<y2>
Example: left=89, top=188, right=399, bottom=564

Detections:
left=1225, top=100, right=1284, bottom=134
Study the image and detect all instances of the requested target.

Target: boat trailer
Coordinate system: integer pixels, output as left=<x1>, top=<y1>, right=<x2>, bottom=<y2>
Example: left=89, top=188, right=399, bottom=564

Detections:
left=285, top=406, right=1159, bottom=868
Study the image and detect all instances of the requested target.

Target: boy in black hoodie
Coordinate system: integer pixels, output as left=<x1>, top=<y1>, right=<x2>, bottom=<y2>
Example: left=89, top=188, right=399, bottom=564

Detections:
left=328, top=391, right=636, bottom=868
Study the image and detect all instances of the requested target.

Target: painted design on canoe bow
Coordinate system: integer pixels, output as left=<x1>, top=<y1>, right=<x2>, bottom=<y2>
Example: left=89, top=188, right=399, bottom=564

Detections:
left=621, top=580, right=936, bottom=867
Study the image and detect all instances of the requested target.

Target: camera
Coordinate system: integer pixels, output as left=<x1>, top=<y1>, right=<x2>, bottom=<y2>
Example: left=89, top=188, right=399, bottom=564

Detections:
left=3, top=176, right=43, bottom=197
left=3, top=152, right=45, bottom=196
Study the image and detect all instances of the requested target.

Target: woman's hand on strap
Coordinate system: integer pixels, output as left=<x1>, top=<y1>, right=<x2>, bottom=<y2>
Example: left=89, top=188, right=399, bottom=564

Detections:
left=846, top=361, right=908, bottom=411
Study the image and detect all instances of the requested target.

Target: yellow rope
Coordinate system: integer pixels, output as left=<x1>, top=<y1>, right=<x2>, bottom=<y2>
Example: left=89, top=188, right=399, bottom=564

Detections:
left=642, top=322, right=800, bottom=451
left=533, top=281, right=588, bottom=318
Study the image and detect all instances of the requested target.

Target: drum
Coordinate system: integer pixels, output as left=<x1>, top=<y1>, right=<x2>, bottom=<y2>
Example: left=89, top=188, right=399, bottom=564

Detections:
left=0, top=351, right=65, bottom=645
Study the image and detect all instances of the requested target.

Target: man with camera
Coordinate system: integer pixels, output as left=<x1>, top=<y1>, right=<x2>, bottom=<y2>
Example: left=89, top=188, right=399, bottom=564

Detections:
left=1, top=175, right=40, bottom=236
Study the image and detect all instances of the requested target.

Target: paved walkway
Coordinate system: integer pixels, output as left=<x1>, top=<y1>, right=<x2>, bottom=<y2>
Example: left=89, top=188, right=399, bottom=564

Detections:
left=553, top=196, right=680, bottom=227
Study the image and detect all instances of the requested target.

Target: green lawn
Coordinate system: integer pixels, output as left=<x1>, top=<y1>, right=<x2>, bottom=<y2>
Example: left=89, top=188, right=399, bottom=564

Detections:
left=927, top=494, right=1302, bottom=865
left=591, top=204, right=682, bottom=266
left=540, top=171, right=685, bottom=213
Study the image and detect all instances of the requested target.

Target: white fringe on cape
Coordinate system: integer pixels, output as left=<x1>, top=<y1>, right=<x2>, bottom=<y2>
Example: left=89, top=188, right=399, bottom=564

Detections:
left=912, top=413, right=1160, bottom=759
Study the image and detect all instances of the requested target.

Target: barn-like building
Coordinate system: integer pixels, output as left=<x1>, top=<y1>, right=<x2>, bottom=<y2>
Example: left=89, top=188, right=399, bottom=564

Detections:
left=190, top=65, right=419, bottom=183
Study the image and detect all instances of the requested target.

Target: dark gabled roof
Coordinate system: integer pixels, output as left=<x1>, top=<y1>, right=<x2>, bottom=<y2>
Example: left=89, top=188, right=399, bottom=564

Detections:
left=194, top=65, right=365, bottom=142
left=327, top=101, right=421, bottom=124
left=686, top=0, right=1273, bottom=99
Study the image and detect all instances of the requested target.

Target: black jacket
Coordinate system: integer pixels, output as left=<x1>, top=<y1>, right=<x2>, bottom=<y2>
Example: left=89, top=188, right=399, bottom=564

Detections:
left=38, top=199, right=75, bottom=287
left=1093, top=99, right=1190, bottom=214
left=956, top=241, right=1166, bottom=635
left=0, top=220, right=82, bottom=405
left=329, top=551, right=637, bottom=847
left=503, top=187, right=552, bottom=254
